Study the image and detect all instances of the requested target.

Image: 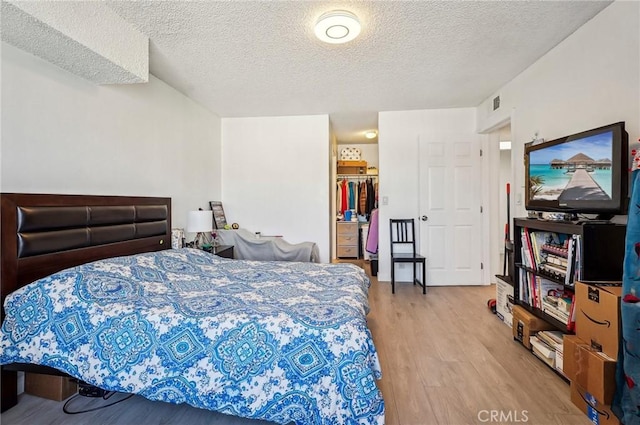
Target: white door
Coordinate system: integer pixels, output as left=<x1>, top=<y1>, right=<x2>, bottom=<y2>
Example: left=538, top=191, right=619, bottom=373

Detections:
left=419, top=136, right=483, bottom=285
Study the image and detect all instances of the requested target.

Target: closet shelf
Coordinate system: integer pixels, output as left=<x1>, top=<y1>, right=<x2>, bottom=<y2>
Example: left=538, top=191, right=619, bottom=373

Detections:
left=337, top=174, right=378, bottom=177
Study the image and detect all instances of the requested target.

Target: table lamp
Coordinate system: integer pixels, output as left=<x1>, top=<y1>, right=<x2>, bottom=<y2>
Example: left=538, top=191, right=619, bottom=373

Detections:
left=186, top=210, right=212, bottom=249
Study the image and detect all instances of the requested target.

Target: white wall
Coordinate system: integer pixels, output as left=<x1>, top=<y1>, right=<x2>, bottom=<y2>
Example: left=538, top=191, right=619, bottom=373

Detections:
left=477, top=1, right=640, bottom=218
left=1, top=42, right=222, bottom=228
left=378, top=110, right=422, bottom=283
left=221, top=115, right=331, bottom=262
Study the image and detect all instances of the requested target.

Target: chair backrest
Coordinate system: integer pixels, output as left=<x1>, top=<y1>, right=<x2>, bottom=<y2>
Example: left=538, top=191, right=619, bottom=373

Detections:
left=389, top=219, right=417, bottom=256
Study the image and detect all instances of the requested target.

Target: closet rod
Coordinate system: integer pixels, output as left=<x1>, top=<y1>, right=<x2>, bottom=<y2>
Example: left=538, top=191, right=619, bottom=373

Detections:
left=336, top=178, right=377, bottom=184
left=337, top=175, right=377, bottom=180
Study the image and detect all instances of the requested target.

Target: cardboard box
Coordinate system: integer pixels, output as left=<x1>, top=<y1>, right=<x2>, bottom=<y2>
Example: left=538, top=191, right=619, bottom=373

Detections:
left=570, top=381, right=620, bottom=425
left=563, top=335, right=586, bottom=382
left=337, top=160, right=367, bottom=174
left=512, top=305, right=556, bottom=349
left=337, top=160, right=366, bottom=167
left=25, top=373, right=77, bottom=401
left=564, top=335, right=616, bottom=404
left=495, top=276, right=514, bottom=327
left=575, top=282, right=622, bottom=359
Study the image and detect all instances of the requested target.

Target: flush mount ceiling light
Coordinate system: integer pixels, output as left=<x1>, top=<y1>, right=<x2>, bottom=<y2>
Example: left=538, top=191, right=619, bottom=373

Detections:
left=365, top=130, right=378, bottom=139
left=315, top=10, right=361, bottom=44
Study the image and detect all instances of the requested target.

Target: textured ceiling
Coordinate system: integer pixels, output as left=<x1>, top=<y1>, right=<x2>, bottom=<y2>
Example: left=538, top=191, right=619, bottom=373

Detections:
left=2, top=1, right=148, bottom=84
left=104, top=1, right=612, bottom=144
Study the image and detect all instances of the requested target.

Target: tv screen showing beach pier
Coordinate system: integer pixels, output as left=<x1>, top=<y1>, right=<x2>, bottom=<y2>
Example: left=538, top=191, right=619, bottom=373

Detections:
left=529, top=131, right=613, bottom=202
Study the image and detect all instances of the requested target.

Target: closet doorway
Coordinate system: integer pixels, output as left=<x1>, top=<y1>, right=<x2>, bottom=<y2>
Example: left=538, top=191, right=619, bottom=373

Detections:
left=332, top=143, right=379, bottom=264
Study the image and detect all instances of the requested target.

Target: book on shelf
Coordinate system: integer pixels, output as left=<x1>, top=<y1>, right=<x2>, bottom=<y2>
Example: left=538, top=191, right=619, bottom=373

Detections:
left=521, top=228, right=535, bottom=269
left=532, top=272, right=541, bottom=308
left=521, top=270, right=538, bottom=307
left=530, top=335, right=556, bottom=358
left=538, top=262, right=567, bottom=280
left=519, top=230, right=527, bottom=268
left=529, top=231, right=542, bottom=266
left=541, top=290, right=573, bottom=329
left=519, top=268, right=527, bottom=303
left=530, top=231, right=562, bottom=248
left=542, top=294, right=571, bottom=313
left=541, top=242, right=569, bottom=258
left=519, top=269, right=532, bottom=305
left=518, top=273, right=565, bottom=309
left=565, top=235, right=576, bottom=287
left=520, top=247, right=529, bottom=269
left=537, top=330, right=564, bottom=349
left=572, top=234, right=582, bottom=282
left=532, top=348, right=556, bottom=368
left=520, top=230, right=578, bottom=284
left=529, top=273, right=540, bottom=308
left=537, top=278, right=565, bottom=309
left=530, top=335, right=556, bottom=368
left=543, top=305, right=570, bottom=325
left=545, top=254, right=568, bottom=268
left=517, top=228, right=579, bottom=312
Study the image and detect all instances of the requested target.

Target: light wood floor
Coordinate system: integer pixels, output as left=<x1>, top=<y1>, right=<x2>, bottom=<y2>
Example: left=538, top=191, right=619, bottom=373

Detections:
left=366, top=266, right=589, bottom=425
left=1, top=263, right=589, bottom=425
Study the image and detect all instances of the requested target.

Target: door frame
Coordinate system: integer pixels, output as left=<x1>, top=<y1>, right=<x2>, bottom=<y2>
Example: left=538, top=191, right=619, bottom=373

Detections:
left=479, top=115, right=513, bottom=284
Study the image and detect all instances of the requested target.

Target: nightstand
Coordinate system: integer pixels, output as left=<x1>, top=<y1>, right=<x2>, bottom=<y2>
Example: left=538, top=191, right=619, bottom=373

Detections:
left=205, top=244, right=234, bottom=259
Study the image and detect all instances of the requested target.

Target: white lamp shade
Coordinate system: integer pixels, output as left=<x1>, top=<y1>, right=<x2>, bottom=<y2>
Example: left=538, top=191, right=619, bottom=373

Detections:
left=186, top=210, right=212, bottom=233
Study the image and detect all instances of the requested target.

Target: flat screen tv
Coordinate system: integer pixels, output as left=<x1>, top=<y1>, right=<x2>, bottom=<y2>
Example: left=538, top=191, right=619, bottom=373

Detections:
left=524, top=121, right=628, bottom=218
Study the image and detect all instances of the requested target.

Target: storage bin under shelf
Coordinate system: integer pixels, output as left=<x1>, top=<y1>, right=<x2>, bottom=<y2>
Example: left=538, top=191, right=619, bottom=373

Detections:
left=336, top=221, right=358, bottom=258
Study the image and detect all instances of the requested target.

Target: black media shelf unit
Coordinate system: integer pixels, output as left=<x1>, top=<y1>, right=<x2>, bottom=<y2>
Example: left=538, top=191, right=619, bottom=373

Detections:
left=495, top=274, right=514, bottom=286
left=513, top=217, right=626, bottom=333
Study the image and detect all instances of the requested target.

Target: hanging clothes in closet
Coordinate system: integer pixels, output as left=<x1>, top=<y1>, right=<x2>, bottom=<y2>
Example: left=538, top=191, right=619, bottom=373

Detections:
left=337, top=176, right=378, bottom=219
left=366, top=208, right=379, bottom=254
left=348, top=181, right=357, bottom=210
left=340, top=179, right=348, bottom=214
left=365, top=178, right=376, bottom=216
left=358, top=181, right=367, bottom=215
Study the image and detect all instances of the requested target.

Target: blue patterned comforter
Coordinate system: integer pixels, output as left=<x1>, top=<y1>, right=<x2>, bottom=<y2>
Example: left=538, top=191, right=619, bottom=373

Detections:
left=0, top=248, right=384, bottom=424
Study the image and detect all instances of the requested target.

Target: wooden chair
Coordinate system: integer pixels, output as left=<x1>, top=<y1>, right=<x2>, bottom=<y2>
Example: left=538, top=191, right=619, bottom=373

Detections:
left=389, top=218, right=426, bottom=294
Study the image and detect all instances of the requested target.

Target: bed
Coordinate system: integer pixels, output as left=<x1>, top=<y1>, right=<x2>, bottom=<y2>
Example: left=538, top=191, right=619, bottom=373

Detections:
left=0, top=194, right=384, bottom=424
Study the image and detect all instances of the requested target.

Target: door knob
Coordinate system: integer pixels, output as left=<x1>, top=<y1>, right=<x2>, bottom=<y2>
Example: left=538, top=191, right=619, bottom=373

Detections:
left=421, top=215, right=428, bottom=221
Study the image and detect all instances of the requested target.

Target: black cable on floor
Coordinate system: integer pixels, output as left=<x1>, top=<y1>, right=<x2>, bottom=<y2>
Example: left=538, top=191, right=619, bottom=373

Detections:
left=62, top=392, right=134, bottom=414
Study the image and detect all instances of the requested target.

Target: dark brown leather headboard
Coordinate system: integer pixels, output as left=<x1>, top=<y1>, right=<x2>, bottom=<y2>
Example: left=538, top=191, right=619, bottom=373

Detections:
left=16, top=205, right=168, bottom=258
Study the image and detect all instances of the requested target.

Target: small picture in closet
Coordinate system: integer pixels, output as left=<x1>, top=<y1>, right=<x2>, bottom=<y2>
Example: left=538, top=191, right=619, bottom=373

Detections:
left=209, top=201, right=227, bottom=229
